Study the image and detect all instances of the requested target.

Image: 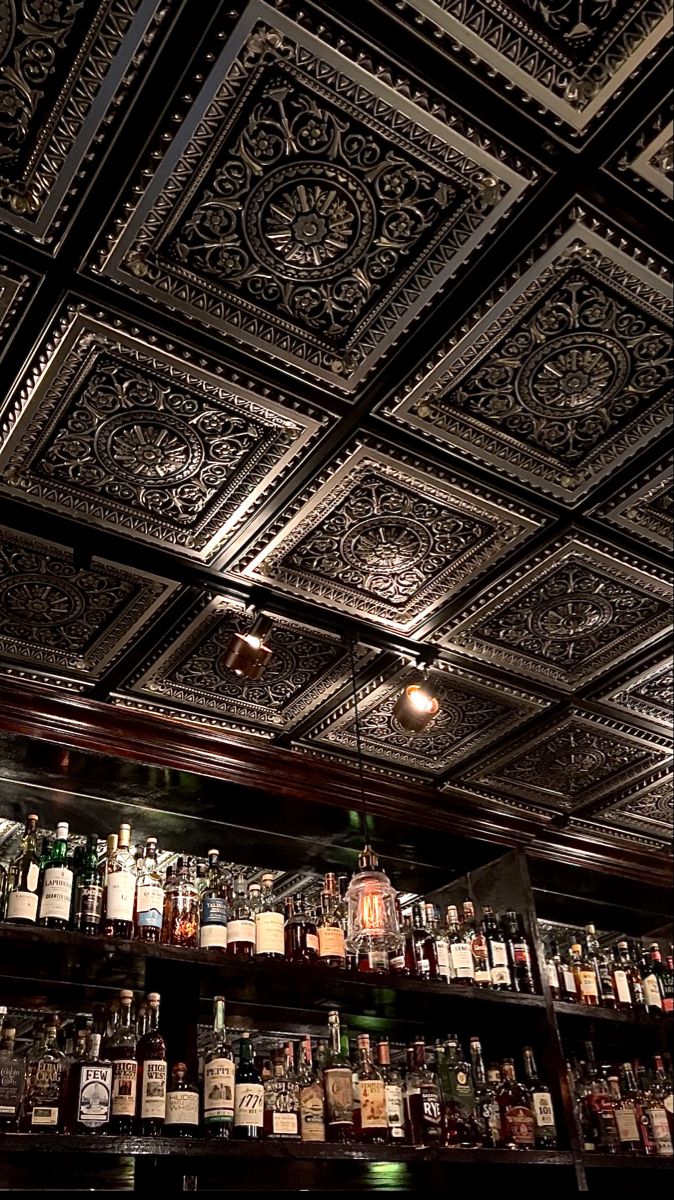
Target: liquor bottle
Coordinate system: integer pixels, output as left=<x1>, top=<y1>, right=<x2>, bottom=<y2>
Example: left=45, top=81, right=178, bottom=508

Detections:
left=227, top=873, right=256, bottom=958
left=432, top=908, right=451, bottom=983
left=264, top=1043, right=300, bottom=1140
left=165, top=1062, right=200, bottom=1138
left=108, top=989, right=138, bottom=1135
left=297, top=1035, right=326, bottom=1143
left=613, top=940, right=645, bottom=1009
left=502, top=912, right=535, bottom=994
left=303, top=896, right=320, bottom=964
left=353, top=1034, right=387, bottom=1144
left=661, top=952, right=674, bottom=1014
left=134, top=838, right=164, bottom=943
left=62, top=1027, right=90, bottom=1133
left=635, top=1064, right=659, bottom=1155
left=99, top=833, right=117, bottom=934
left=522, top=1045, right=557, bottom=1148
left=5, top=813, right=40, bottom=925
left=405, top=1038, right=443, bottom=1147
left=469, top=1037, right=500, bottom=1149
left=19, top=1022, right=67, bottom=1132
left=447, top=904, right=474, bottom=986
left=439, top=1035, right=480, bottom=1147
left=160, top=862, right=176, bottom=944
left=570, top=942, right=599, bottom=1007
left=411, top=903, right=431, bottom=979
left=203, top=996, right=235, bottom=1138
left=233, top=1033, right=264, bottom=1139
left=610, top=1067, right=642, bottom=1154
left=544, top=940, right=561, bottom=999
left=482, top=905, right=511, bottom=990
left=72, top=1033, right=112, bottom=1134
left=199, top=850, right=229, bottom=952
left=72, top=834, right=103, bottom=935
left=584, top=925, right=616, bottom=1008
left=167, top=856, right=200, bottom=948
left=136, top=992, right=167, bottom=1136
left=463, top=902, right=490, bottom=989
left=317, top=873, right=346, bottom=968
left=394, top=914, right=418, bottom=977
left=423, top=903, right=443, bottom=980
left=103, top=824, right=136, bottom=940
left=323, top=1010, right=354, bottom=1143
left=642, top=944, right=665, bottom=1015
left=581, top=1042, right=619, bottom=1153
left=558, top=944, right=579, bottom=1003
left=376, top=1039, right=405, bottom=1143
left=495, top=1058, right=536, bottom=1149
left=255, top=872, right=285, bottom=960
left=0, top=1023, right=24, bottom=1130
left=37, top=823, right=74, bottom=930
left=650, top=1057, right=674, bottom=1154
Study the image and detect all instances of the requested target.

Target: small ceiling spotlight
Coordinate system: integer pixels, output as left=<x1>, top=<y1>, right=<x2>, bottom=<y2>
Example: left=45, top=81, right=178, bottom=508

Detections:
left=222, top=613, right=273, bottom=680
left=392, top=671, right=439, bottom=733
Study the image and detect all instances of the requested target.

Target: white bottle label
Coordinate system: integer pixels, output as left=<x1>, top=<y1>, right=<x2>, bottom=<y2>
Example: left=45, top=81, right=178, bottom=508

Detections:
left=318, top=926, right=346, bottom=960
left=136, top=883, right=164, bottom=931
left=449, top=942, right=474, bottom=978
left=562, top=968, right=577, bottom=995
left=648, top=1106, right=673, bottom=1155
left=227, top=919, right=255, bottom=947
left=532, top=1091, right=556, bottom=1130
left=140, top=1060, right=167, bottom=1119
left=385, top=1083, right=405, bottom=1136
left=234, top=1082, right=264, bottom=1127
left=77, top=1064, right=112, bottom=1128
left=165, top=1091, right=199, bottom=1126
left=546, top=962, right=559, bottom=989
left=613, top=970, right=632, bottom=1004
left=106, top=873, right=135, bottom=922
left=643, top=975, right=663, bottom=1008
left=436, top=940, right=450, bottom=979
left=306, top=932, right=319, bottom=953
left=490, top=941, right=511, bottom=986
left=27, top=863, right=39, bottom=892
left=204, top=1059, right=235, bottom=1120
left=615, top=1108, right=640, bottom=1142
left=273, top=1111, right=299, bottom=1135
left=111, top=1060, right=137, bottom=1117
left=7, top=890, right=39, bottom=922
left=31, top=1105, right=59, bottom=1127
left=255, top=911, right=285, bottom=956
left=201, top=923, right=228, bottom=950
left=39, top=866, right=74, bottom=921
left=360, top=1079, right=387, bottom=1129
left=579, top=970, right=598, bottom=998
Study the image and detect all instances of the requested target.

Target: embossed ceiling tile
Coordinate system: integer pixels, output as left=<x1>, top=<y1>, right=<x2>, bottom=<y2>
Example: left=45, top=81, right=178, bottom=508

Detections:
left=387, top=215, right=673, bottom=502
left=0, top=261, right=31, bottom=346
left=441, top=534, right=672, bottom=689
left=0, top=524, right=176, bottom=679
left=597, top=456, right=673, bottom=551
left=0, top=307, right=323, bottom=561
left=303, top=661, right=548, bottom=775
left=120, top=596, right=370, bottom=734
left=235, top=444, right=542, bottom=633
left=596, top=658, right=673, bottom=728
left=95, top=0, right=536, bottom=391
left=611, top=108, right=673, bottom=205
left=459, top=710, right=672, bottom=811
left=392, top=1, right=672, bottom=135
left=0, top=0, right=169, bottom=244
left=586, top=773, right=674, bottom=841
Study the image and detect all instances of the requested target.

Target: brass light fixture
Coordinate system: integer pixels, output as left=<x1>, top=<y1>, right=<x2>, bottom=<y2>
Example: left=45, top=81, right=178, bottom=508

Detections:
left=222, top=613, right=273, bottom=680
left=392, top=668, right=439, bottom=733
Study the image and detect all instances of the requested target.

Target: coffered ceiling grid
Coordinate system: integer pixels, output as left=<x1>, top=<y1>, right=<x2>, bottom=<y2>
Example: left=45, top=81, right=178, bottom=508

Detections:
left=0, top=0, right=671, bottom=855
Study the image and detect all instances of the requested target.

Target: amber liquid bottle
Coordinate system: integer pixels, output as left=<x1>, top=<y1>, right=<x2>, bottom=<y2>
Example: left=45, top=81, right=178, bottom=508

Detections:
left=136, top=993, right=167, bottom=1136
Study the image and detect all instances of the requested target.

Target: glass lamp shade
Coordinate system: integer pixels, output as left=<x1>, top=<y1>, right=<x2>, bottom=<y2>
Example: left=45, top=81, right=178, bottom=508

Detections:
left=392, top=683, right=439, bottom=733
left=345, top=845, right=400, bottom=955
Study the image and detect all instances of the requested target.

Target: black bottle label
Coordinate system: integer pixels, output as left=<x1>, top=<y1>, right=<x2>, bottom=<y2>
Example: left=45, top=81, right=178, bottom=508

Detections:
left=0, top=1062, right=24, bottom=1116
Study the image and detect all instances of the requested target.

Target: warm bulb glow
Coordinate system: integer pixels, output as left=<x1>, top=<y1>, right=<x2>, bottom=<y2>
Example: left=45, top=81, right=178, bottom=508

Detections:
left=408, top=685, right=436, bottom=713
left=393, top=682, right=439, bottom=732
left=222, top=615, right=273, bottom=679
left=345, top=845, right=400, bottom=955
left=361, top=890, right=385, bottom=934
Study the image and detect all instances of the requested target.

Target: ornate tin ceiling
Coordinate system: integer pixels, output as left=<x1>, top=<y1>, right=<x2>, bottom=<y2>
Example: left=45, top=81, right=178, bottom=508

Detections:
left=0, top=0, right=671, bottom=854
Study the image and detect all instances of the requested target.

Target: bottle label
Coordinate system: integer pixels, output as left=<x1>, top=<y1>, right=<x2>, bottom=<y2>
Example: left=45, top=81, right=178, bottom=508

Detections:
left=612, top=970, right=631, bottom=1003
left=273, top=1111, right=299, bottom=1135
left=38, top=866, right=74, bottom=921
left=449, top=943, right=474, bottom=978
left=389, top=954, right=406, bottom=973
left=31, top=1105, right=59, bottom=1127
left=27, top=863, right=39, bottom=892
left=385, top=1083, right=405, bottom=1136
left=204, top=1059, right=235, bottom=1121
left=506, top=1104, right=535, bottom=1146
left=647, top=1106, right=673, bottom=1155
left=140, top=1060, right=167, bottom=1119
left=615, top=1107, right=640, bottom=1143
left=201, top=923, right=228, bottom=950
left=136, top=883, right=164, bottom=930
left=417, top=955, right=430, bottom=978
left=299, top=1082, right=326, bottom=1141
left=77, top=883, right=103, bottom=925
left=562, top=967, right=577, bottom=995
left=201, top=895, right=228, bottom=928
left=318, top=926, right=346, bottom=961
left=447, top=1067, right=475, bottom=1110
left=6, top=890, right=39, bottom=922
left=106, top=873, right=135, bottom=922
left=490, top=941, right=508, bottom=966
left=77, top=1064, right=112, bottom=1128
left=166, top=1091, right=199, bottom=1126
left=532, top=1090, right=556, bottom=1131
left=0, top=1061, right=24, bottom=1115
left=579, top=970, right=598, bottom=998
left=471, top=935, right=491, bottom=984
left=643, top=975, right=663, bottom=1009
left=359, top=1079, right=387, bottom=1129
left=324, top=1067, right=354, bottom=1125
left=546, top=962, right=559, bottom=989
left=227, top=918, right=255, bottom=948
left=436, top=941, right=450, bottom=979
left=234, top=1082, right=264, bottom=1127
left=421, top=1083, right=443, bottom=1134
left=513, top=944, right=531, bottom=966
left=306, top=932, right=319, bottom=953
left=255, top=911, right=285, bottom=956
left=111, top=1059, right=137, bottom=1117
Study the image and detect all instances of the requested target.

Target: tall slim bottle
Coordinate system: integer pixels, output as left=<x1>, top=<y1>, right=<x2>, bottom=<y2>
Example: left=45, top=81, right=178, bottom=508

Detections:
left=5, top=814, right=40, bottom=925
left=73, top=834, right=103, bottom=935
left=522, top=1046, right=557, bottom=1148
left=103, top=824, right=136, bottom=940
left=108, top=989, right=138, bottom=1135
left=323, top=1011, right=354, bottom=1143
left=203, top=997, right=235, bottom=1139
left=37, top=823, right=74, bottom=930
left=233, top=1033, right=264, bottom=1139
left=136, top=992, right=167, bottom=1136
left=297, top=1036, right=326, bottom=1143
left=134, top=838, right=164, bottom=943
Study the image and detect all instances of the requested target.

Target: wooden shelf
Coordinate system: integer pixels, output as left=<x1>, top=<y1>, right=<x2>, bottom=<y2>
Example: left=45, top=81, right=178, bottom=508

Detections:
left=583, top=1153, right=673, bottom=1170
left=554, top=1000, right=672, bottom=1027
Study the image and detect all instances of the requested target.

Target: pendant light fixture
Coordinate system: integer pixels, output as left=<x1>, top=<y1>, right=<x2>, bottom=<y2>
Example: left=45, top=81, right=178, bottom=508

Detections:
left=222, top=611, right=273, bottom=680
left=344, top=639, right=401, bottom=959
left=392, top=667, right=439, bottom=733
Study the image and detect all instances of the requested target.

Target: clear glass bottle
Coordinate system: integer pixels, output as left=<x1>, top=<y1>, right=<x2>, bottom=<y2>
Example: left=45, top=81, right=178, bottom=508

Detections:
left=203, top=996, right=235, bottom=1138
left=447, top=904, right=474, bottom=986
left=99, top=833, right=117, bottom=934
left=199, top=850, right=229, bottom=953
left=135, top=838, right=164, bottom=943
left=495, top=1058, right=536, bottom=1149
left=405, top=1038, right=443, bottom=1147
left=544, top=939, right=561, bottom=999
left=5, top=813, right=40, bottom=925
left=297, top=1035, right=326, bottom=1143
left=136, top=992, right=167, bottom=1136
left=584, top=924, right=616, bottom=1008
left=411, top=903, right=431, bottom=979
left=0, top=1023, right=25, bottom=1130
left=613, top=940, right=644, bottom=1010
left=376, top=1039, right=405, bottom=1142
left=37, top=823, right=74, bottom=930
left=255, top=872, right=285, bottom=960
left=353, top=1033, right=387, bottom=1144
left=423, top=904, right=442, bottom=980
left=227, top=873, right=256, bottom=958
left=317, top=873, right=347, bottom=968
left=73, top=834, right=103, bottom=936
left=233, top=1033, right=264, bottom=1139
left=522, top=1045, right=557, bottom=1149
left=19, top=1022, right=67, bottom=1132
left=165, top=1062, right=200, bottom=1138
left=72, top=1032, right=112, bottom=1134
left=470, top=1037, right=500, bottom=1149
left=103, top=823, right=136, bottom=940
left=108, top=988, right=138, bottom=1135
left=558, top=944, right=579, bottom=1003
left=433, top=908, right=451, bottom=983
left=167, top=856, right=200, bottom=948
left=323, top=1010, right=354, bottom=1143
left=264, top=1043, right=300, bottom=1140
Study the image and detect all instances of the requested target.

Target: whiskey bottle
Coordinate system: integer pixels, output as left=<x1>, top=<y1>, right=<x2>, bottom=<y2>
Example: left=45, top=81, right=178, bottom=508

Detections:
left=649, top=1057, right=674, bottom=1155
left=255, top=872, right=285, bottom=960
left=661, top=952, right=674, bottom=1014
left=73, top=1033, right=112, bottom=1134
left=613, top=940, right=645, bottom=1009
left=610, top=1067, right=642, bottom=1154
left=264, top=1043, right=300, bottom=1140
left=136, top=992, right=167, bottom=1136
left=353, top=1034, right=387, bottom=1144
left=227, top=873, right=256, bottom=958
left=584, top=925, right=616, bottom=1008
left=463, top=903, right=491, bottom=989
left=582, top=1042, right=619, bottom=1154
left=73, top=834, right=103, bottom=935
left=165, top=1062, right=200, bottom=1138
left=99, top=833, right=117, bottom=935
left=134, top=838, right=164, bottom=943
left=19, top=1022, right=67, bottom=1132
left=199, top=850, right=229, bottom=952
left=411, top=903, right=431, bottom=979
left=303, top=895, right=320, bottom=964
left=482, top=906, right=512, bottom=990
left=37, top=823, right=74, bottom=930
left=432, top=909, right=451, bottom=983
left=376, top=1039, right=405, bottom=1142
left=317, top=873, right=346, bottom=968
left=62, top=1028, right=89, bottom=1133
left=405, top=1038, right=443, bottom=1147
left=203, top=996, right=235, bottom=1138
left=108, top=989, right=138, bottom=1135
left=642, top=944, right=665, bottom=1015
left=495, top=1059, right=535, bottom=1149
left=233, top=1033, right=264, bottom=1139
left=167, top=856, right=200, bottom=948
left=5, top=813, right=40, bottom=925
left=160, top=862, right=176, bottom=944
left=439, top=1035, right=480, bottom=1147
left=570, top=942, right=599, bottom=1006
left=104, top=824, right=136, bottom=940
left=544, top=939, right=561, bottom=999
left=558, top=945, right=579, bottom=1003
left=522, top=1045, right=557, bottom=1148
left=469, top=1037, right=500, bottom=1149
left=323, top=1010, right=354, bottom=1143
left=0, top=1024, right=24, bottom=1130
left=297, top=1036, right=326, bottom=1143
left=502, top=912, right=535, bottom=994
left=447, top=905, right=474, bottom=986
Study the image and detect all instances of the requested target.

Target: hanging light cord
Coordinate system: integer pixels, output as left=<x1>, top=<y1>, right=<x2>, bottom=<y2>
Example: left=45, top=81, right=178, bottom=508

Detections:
left=348, top=637, right=369, bottom=845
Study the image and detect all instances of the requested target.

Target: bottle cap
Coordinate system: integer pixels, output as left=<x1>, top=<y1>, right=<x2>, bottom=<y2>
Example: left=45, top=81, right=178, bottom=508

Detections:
left=27, top=813, right=39, bottom=822
left=145, top=837, right=157, bottom=848
left=571, top=943, right=582, bottom=953
left=119, top=989, right=134, bottom=1002
left=147, top=992, right=160, bottom=1004
left=118, top=823, right=131, bottom=846
left=55, top=822, right=69, bottom=839
left=261, top=872, right=275, bottom=886
left=207, top=848, right=219, bottom=857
